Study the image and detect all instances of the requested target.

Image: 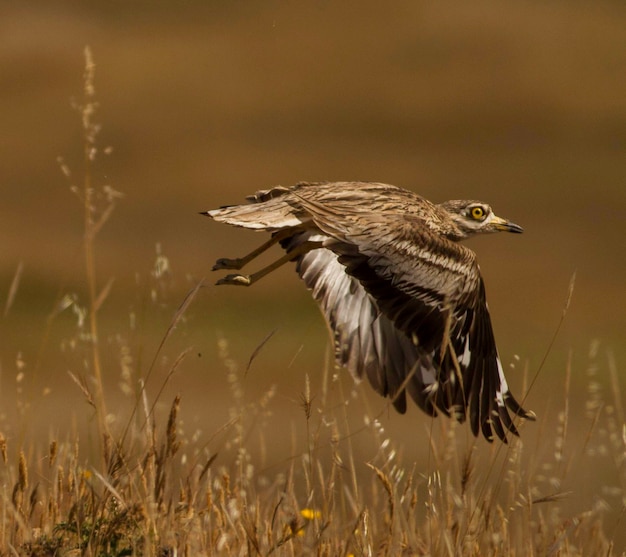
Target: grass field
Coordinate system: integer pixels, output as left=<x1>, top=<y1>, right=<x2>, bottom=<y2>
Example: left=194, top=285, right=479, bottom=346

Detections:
left=2, top=3, right=625, bottom=554
left=2, top=322, right=624, bottom=556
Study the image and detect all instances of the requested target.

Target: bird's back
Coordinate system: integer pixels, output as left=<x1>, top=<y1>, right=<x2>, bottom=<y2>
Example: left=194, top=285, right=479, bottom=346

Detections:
left=209, top=181, right=457, bottom=236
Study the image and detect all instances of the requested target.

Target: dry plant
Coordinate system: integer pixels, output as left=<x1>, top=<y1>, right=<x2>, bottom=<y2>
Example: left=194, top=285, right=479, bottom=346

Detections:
left=0, top=48, right=624, bottom=557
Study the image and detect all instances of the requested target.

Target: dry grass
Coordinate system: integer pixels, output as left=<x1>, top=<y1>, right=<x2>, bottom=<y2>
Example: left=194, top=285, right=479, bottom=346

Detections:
left=1, top=49, right=625, bottom=557
left=2, top=333, right=624, bottom=556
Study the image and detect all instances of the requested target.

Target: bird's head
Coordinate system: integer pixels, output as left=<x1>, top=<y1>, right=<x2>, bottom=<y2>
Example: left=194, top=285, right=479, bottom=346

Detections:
left=439, top=200, right=523, bottom=239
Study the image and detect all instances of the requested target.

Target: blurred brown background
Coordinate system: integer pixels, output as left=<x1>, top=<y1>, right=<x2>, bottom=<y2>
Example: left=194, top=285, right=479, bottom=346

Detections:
left=1, top=0, right=625, bottom=523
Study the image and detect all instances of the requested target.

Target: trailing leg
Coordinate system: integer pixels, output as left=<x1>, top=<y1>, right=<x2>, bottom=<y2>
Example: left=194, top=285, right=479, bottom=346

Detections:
left=216, top=241, right=323, bottom=286
left=212, top=228, right=296, bottom=271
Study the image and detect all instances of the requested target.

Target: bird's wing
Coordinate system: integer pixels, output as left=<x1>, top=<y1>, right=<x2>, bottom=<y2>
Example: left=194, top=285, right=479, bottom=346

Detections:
left=287, top=234, right=440, bottom=417
left=290, top=195, right=533, bottom=442
left=444, top=277, right=534, bottom=441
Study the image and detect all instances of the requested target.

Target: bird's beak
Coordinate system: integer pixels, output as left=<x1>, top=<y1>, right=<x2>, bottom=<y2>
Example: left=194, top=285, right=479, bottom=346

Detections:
left=491, top=215, right=524, bottom=234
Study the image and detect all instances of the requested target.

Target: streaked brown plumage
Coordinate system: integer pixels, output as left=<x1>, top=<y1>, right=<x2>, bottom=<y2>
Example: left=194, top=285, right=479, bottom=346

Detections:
left=204, top=181, right=535, bottom=442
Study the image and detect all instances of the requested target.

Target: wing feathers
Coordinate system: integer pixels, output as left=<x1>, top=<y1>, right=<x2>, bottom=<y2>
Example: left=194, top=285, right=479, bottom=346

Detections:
left=292, top=201, right=530, bottom=441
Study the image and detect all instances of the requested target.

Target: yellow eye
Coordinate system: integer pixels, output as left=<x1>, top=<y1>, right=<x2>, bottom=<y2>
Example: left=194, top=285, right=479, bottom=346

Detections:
left=470, top=206, right=485, bottom=220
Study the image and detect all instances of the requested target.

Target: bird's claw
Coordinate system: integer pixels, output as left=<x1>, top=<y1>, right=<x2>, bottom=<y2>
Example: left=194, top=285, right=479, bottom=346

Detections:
left=216, top=274, right=252, bottom=286
left=212, top=257, right=243, bottom=271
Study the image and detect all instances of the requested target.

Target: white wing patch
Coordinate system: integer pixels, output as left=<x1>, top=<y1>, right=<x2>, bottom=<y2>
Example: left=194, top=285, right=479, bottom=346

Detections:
left=495, top=355, right=510, bottom=407
left=459, top=335, right=472, bottom=367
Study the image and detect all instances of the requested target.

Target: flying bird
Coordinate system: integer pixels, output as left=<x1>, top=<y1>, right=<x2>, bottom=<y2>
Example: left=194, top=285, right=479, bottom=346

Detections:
left=203, top=181, right=535, bottom=442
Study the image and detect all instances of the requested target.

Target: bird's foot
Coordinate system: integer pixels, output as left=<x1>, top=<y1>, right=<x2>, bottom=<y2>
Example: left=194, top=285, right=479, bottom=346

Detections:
left=216, top=273, right=252, bottom=286
left=212, top=257, right=244, bottom=271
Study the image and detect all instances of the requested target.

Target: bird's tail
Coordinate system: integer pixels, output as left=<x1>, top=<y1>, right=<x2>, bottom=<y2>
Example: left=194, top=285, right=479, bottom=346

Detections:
left=203, top=186, right=307, bottom=230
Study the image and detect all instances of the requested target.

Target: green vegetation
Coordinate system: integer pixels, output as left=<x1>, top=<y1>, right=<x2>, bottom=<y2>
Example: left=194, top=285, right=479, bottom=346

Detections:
left=1, top=48, right=624, bottom=557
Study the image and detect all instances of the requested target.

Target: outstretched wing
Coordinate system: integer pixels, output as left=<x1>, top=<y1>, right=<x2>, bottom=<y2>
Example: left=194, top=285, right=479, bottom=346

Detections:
left=288, top=195, right=533, bottom=442
left=286, top=233, right=440, bottom=417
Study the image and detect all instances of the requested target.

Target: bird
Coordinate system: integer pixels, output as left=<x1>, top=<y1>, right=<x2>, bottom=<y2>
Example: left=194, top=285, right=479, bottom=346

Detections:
left=203, top=181, right=535, bottom=442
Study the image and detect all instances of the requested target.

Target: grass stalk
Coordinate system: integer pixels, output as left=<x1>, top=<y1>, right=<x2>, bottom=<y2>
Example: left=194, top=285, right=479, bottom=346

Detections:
left=80, top=46, right=108, bottom=435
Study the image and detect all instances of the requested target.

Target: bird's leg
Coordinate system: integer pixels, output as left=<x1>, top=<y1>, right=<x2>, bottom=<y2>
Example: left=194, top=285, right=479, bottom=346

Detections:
left=212, top=228, right=295, bottom=271
left=216, top=241, right=323, bottom=286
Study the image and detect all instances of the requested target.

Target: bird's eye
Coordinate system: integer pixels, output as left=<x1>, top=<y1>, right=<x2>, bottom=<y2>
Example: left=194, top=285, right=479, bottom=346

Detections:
left=470, top=206, right=486, bottom=220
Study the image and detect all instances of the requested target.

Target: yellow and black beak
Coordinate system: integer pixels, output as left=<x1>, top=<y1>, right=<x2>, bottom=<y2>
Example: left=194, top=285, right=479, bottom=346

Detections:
left=491, top=215, right=524, bottom=234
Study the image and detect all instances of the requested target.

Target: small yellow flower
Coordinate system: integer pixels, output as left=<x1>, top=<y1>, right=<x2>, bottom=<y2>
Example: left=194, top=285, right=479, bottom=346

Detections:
left=300, top=508, right=322, bottom=521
